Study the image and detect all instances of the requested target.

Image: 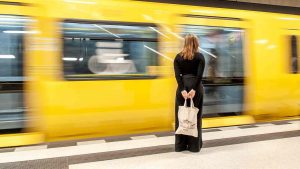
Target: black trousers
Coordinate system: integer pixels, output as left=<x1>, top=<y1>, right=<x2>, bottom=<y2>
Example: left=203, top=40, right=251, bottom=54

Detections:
left=175, top=85, right=203, bottom=152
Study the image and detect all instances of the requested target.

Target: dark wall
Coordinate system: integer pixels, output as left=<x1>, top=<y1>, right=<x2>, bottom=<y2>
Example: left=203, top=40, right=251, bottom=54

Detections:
left=136, top=0, right=300, bottom=15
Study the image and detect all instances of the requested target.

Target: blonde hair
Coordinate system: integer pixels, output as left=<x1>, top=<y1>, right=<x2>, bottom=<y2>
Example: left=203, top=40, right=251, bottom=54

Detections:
left=180, top=34, right=199, bottom=60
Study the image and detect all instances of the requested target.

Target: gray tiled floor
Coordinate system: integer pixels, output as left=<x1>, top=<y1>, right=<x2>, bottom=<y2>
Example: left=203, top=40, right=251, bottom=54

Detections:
left=1, top=129, right=299, bottom=169
left=0, top=157, right=68, bottom=169
left=0, top=119, right=299, bottom=169
left=271, top=121, right=292, bottom=125
left=155, top=132, right=174, bottom=137
left=238, top=125, right=259, bottom=129
left=202, top=128, right=222, bottom=132
left=104, top=136, right=132, bottom=142
left=0, top=148, right=14, bottom=153
left=48, top=141, right=77, bottom=148
left=70, top=136, right=300, bottom=169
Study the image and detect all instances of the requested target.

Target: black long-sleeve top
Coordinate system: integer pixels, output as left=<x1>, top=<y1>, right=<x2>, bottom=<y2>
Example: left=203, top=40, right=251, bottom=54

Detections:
left=174, top=52, right=205, bottom=92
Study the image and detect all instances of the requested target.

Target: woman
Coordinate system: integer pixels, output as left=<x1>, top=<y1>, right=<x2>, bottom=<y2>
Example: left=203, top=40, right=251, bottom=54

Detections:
left=174, top=34, right=205, bottom=152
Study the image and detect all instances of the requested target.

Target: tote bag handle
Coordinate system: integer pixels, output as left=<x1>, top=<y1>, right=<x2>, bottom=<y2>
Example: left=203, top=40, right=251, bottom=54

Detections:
left=183, top=98, right=195, bottom=108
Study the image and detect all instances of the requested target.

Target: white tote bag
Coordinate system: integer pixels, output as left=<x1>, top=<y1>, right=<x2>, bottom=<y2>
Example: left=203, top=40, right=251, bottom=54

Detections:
left=175, top=99, right=199, bottom=137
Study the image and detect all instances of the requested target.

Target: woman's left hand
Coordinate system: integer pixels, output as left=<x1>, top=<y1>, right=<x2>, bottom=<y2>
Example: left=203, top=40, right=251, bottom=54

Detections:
left=188, top=89, right=196, bottom=98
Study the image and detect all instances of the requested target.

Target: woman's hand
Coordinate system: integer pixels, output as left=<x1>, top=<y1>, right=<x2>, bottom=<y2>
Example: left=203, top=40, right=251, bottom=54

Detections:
left=188, top=89, right=196, bottom=99
left=181, top=90, right=188, bottom=99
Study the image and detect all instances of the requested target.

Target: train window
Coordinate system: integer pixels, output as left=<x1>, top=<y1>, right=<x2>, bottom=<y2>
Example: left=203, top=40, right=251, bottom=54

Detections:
left=0, top=15, right=30, bottom=131
left=62, top=22, right=159, bottom=80
left=290, top=35, right=298, bottom=74
left=179, top=25, right=244, bottom=78
left=0, top=15, right=28, bottom=81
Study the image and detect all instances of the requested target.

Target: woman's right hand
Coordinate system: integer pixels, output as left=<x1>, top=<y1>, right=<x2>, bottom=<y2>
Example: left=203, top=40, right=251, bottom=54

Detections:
left=181, top=90, right=188, bottom=99
left=188, top=89, right=196, bottom=99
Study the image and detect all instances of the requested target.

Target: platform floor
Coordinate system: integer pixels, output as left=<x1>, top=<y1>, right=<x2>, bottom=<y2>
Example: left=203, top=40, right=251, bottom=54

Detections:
left=0, top=119, right=299, bottom=169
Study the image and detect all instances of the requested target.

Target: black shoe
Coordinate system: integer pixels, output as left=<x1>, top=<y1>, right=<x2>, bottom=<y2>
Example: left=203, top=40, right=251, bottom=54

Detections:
left=175, top=147, right=187, bottom=152
left=187, top=148, right=200, bottom=153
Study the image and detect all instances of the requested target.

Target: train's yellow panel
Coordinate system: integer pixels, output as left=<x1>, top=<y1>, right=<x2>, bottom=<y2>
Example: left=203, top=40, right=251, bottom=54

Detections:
left=0, top=133, right=44, bottom=148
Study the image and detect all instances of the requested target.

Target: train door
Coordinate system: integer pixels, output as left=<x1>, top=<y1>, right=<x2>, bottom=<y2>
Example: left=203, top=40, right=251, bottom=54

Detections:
left=0, top=3, right=31, bottom=134
left=176, top=14, right=249, bottom=118
left=282, top=28, right=300, bottom=117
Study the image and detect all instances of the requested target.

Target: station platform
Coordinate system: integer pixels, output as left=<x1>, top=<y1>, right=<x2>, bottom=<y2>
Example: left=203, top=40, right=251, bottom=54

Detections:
left=0, top=119, right=299, bottom=169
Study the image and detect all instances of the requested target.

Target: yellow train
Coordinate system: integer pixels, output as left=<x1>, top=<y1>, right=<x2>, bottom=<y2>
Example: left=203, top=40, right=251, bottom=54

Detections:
left=0, top=0, right=299, bottom=147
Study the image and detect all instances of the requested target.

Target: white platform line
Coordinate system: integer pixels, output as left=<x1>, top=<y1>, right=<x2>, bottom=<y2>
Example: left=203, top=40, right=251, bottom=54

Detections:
left=288, top=120, right=300, bottom=125
left=77, top=140, right=106, bottom=146
left=0, top=123, right=298, bottom=163
left=204, top=123, right=299, bottom=140
left=254, top=123, right=276, bottom=127
left=217, top=126, right=239, bottom=131
left=14, top=145, right=47, bottom=152
left=131, top=135, right=157, bottom=140
left=0, top=136, right=173, bottom=163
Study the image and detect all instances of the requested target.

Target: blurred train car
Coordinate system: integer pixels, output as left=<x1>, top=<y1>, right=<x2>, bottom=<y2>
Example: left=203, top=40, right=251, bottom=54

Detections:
left=0, top=0, right=299, bottom=147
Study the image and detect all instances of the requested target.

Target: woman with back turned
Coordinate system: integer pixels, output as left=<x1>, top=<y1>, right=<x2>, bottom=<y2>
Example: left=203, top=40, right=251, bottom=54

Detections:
left=174, top=34, right=205, bottom=152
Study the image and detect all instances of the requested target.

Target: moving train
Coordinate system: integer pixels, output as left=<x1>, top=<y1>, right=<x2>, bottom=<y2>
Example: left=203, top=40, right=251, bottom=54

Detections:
left=0, top=0, right=299, bottom=147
